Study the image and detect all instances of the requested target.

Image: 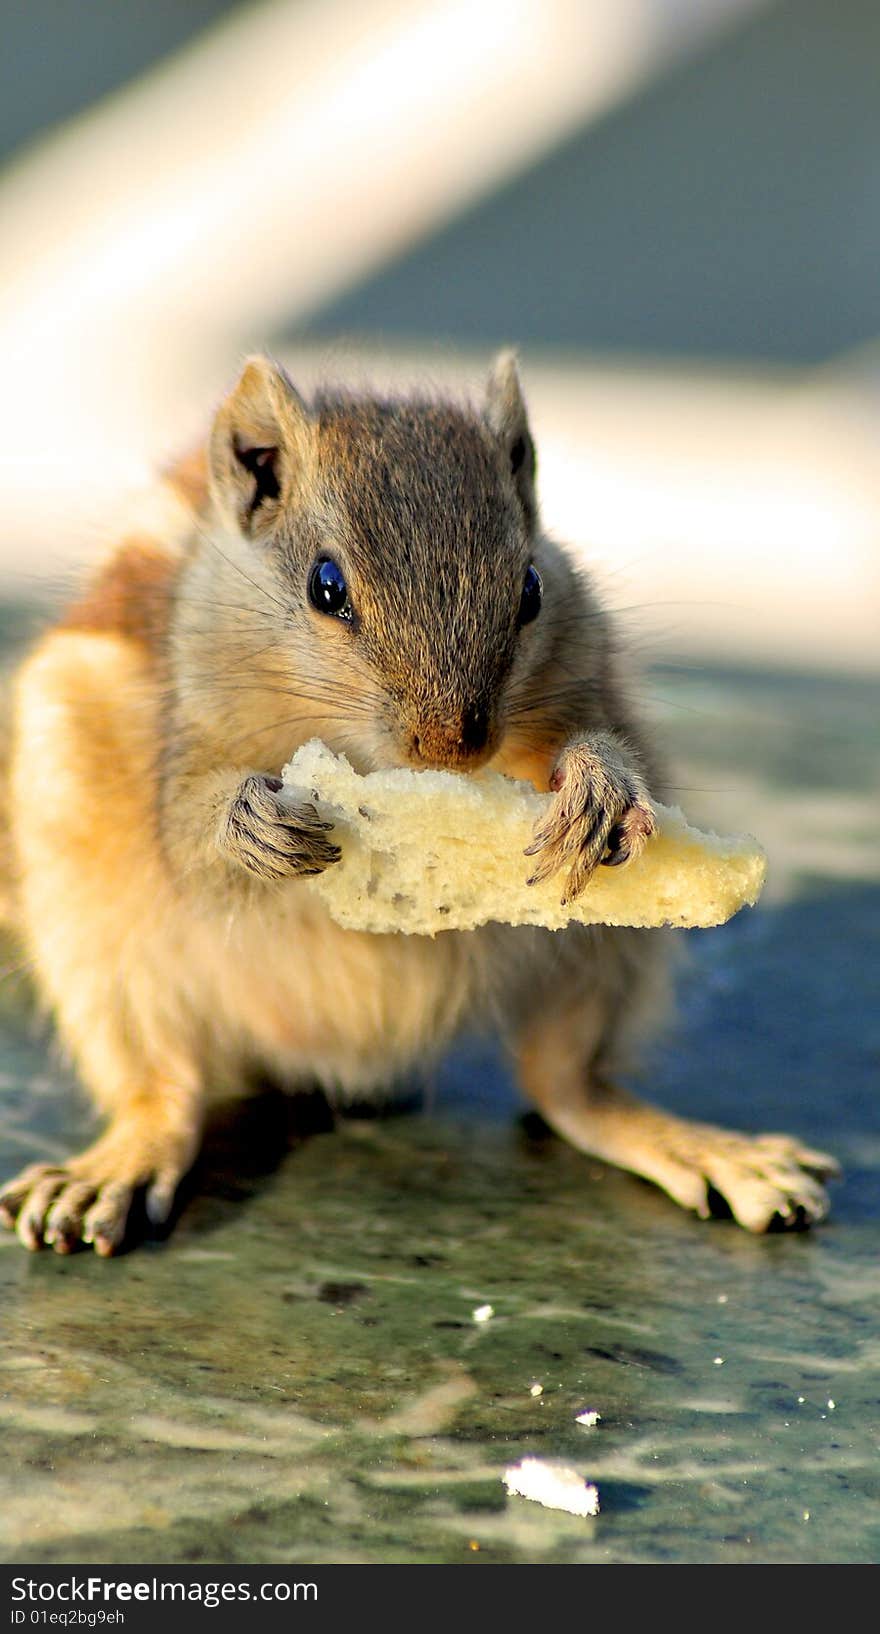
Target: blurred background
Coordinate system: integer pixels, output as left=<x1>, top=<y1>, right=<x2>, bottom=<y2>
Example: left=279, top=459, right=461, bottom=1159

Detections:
left=1, top=0, right=878, bottom=679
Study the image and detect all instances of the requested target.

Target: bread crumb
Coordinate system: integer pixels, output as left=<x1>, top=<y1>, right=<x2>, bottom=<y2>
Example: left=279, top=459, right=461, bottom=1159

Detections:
left=503, top=1458, right=599, bottom=1518
left=472, top=1304, right=494, bottom=1324
left=575, top=1409, right=600, bottom=1427
left=529, top=1383, right=543, bottom=1397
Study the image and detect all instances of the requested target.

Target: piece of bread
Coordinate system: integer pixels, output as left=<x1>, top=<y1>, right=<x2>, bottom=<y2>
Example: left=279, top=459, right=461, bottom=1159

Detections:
left=283, top=739, right=766, bottom=936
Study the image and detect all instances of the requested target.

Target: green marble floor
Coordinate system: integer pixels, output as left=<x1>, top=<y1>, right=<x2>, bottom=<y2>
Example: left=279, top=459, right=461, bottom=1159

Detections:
left=1, top=652, right=878, bottom=1565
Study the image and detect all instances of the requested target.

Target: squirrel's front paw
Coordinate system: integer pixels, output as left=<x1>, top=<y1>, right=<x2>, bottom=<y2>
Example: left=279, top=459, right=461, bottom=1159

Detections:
left=524, top=734, right=655, bottom=903
left=221, top=774, right=341, bottom=882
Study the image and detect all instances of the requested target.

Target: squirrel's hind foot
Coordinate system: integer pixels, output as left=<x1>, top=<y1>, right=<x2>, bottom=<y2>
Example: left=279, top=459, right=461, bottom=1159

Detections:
left=680, top=1129, right=841, bottom=1232
left=0, top=1106, right=201, bottom=1256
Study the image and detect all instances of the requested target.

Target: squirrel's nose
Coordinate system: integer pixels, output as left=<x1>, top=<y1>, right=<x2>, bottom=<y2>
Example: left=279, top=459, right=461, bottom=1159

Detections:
left=409, top=705, right=490, bottom=767
left=459, top=704, right=489, bottom=754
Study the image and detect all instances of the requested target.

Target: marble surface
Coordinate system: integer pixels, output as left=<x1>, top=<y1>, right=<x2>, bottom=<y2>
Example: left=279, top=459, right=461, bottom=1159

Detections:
left=1, top=656, right=878, bottom=1566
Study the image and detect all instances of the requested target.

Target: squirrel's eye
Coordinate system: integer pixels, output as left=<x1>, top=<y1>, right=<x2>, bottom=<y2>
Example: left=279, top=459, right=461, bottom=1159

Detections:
left=518, top=564, right=542, bottom=627
left=308, top=558, right=352, bottom=620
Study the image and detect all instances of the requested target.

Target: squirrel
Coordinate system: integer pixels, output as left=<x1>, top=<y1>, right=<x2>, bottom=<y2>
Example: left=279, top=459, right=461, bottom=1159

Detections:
left=0, top=352, right=837, bottom=1254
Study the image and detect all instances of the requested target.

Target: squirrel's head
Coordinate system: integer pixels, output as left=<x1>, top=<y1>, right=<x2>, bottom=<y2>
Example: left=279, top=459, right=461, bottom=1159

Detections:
left=207, top=352, right=558, bottom=773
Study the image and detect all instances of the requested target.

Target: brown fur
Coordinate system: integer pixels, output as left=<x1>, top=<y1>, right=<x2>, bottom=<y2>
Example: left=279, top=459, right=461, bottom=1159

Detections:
left=59, top=537, right=180, bottom=655
left=0, top=354, right=837, bottom=1254
left=162, top=443, right=210, bottom=516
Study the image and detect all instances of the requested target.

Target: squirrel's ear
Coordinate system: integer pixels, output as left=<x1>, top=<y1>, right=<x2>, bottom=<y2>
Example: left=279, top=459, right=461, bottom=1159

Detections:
left=484, top=349, right=537, bottom=528
left=209, top=355, right=310, bottom=537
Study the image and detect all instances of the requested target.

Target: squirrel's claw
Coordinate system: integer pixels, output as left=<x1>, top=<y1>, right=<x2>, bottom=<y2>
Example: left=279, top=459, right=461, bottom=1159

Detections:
left=222, top=773, right=341, bottom=882
left=524, top=737, right=655, bottom=903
